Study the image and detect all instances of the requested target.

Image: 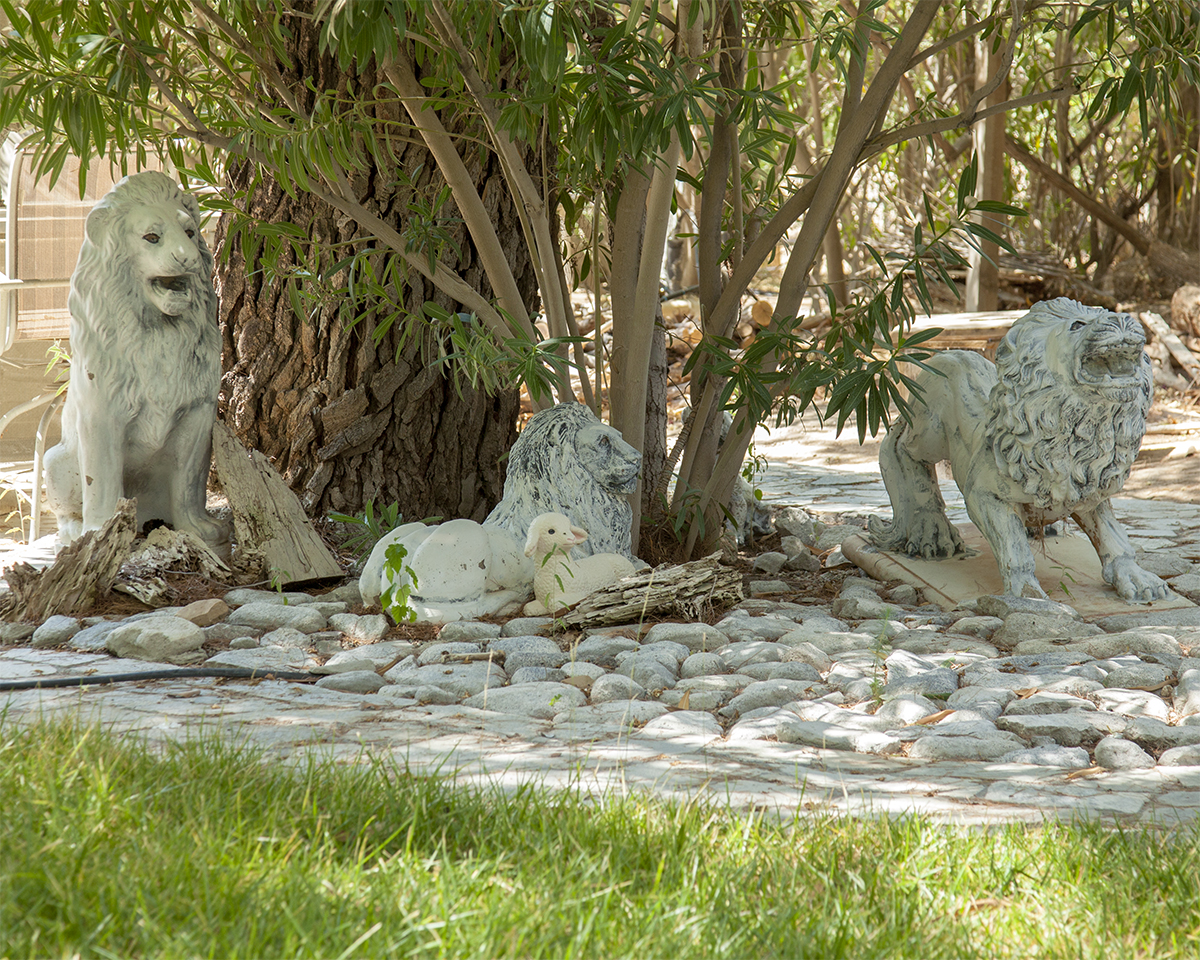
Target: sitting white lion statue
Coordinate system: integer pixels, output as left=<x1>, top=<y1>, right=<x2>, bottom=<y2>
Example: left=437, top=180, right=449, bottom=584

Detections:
left=360, top=402, right=642, bottom=621
left=44, top=171, right=230, bottom=557
left=868, top=298, right=1170, bottom=604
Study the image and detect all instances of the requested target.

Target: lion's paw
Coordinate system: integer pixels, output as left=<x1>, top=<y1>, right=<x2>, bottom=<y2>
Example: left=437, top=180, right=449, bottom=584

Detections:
left=1109, top=557, right=1172, bottom=604
left=868, top=514, right=963, bottom=560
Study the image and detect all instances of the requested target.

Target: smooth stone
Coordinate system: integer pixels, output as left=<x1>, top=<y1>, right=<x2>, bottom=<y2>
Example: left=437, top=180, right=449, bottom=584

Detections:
left=784, top=550, right=822, bottom=572
left=658, top=688, right=728, bottom=712
left=385, top=684, right=458, bottom=705
left=229, top=637, right=259, bottom=650
left=884, top=667, right=958, bottom=699
left=1175, top=662, right=1200, bottom=717
left=875, top=694, right=939, bottom=726
left=315, top=670, right=386, bottom=694
left=779, top=641, right=833, bottom=672
left=725, top=679, right=824, bottom=715
left=438, top=621, right=503, bottom=641
left=1095, top=735, right=1156, bottom=770
left=31, top=615, right=82, bottom=648
left=509, top=666, right=566, bottom=684
left=1134, top=553, right=1192, bottom=578
left=636, top=711, right=722, bottom=740
left=501, top=617, right=555, bottom=636
left=853, top=619, right=905, bottom=639
left=326, top=613, right=389, bottom=642
left=975, top=596, right=1081, bottom=619
left=830, top=595, right=894, bottom=621
left=727, top=712, right=794, bottom=741
left=554, top=701, right=667, bottom=729
left=205, top=647, right=317, bottom=670
left=416, top=642, right=483, bottom=666
left=713, top=615, right=801, bottom=641
left=106, top=616, right=206, bottom=664
left=1073, top=632, right=1183, bottom=659
left=718, top=640, right=785, bottom=670
left=589, top=674, right=649, bottom=703
left=1103, top=663, right=1172, bottom=689
left=463, top=682, right=586, bottom=719
left=175, top=598, right=230, bottom=627
left=884, top=584, right=920, bottom=606
left=1123, top=717, right=1200, bottom=752
left=0, top=622, right=37, bottom=642
left=222, top=588, right=315, bottom=606
left=947, top=686, right=1017, bottom=709
left=764, top=661, right=823, bottom=683
left=389, top=662, right=506, bottom=698
left=227, top=602, right=327, bottom=634
left=796, top=632, right=875, bottom=656
left=67, top=620, right=124, bottom=653
left=642, top=622, right=728, bottom=653
left=996, top=712, right=1127, bottom=747
left=1002, top=692, right=1097, bottom=716
left=612, top=658, right=675, bottom=691
left=258, top=627, right=310, bottom=650
left=1092, top=688, right=1171, bottom=721
left=1091, top=609, right=1200, bottom=632
left=949, top=615, right=1004, bottom=639
left=752, top=552, right=788, bottom=575
left=908, top=735, right=1026, bottom=762
left=560, top=661, right=606, bottom=680
left=203, top=623, right=261, bottom=643
left=505, top=650, right=570, bottom=671
left=574, top=634, right=639, bottom=667
left=991, top=613, right=1102, bottom=648
left=1001, top=744, right=1091, bottom=768
left=681, top=652, right=728, bottom=679
left=487, top=635, right=562, bottom=657
left=326, top=640, right=413, bottom=669
left=777, top=719, right=902, bottom=755
left=1159, top=744, right=1200, bottom=765
left=775, top=507, right=817, bottom=545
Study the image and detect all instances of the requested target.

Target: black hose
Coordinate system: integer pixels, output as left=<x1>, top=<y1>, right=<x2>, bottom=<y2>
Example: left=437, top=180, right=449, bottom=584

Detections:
left=0, top=667, right=317, bottom=691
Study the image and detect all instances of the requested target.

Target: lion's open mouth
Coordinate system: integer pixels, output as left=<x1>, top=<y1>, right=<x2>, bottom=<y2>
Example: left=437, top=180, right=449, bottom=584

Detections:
left=153, top=276, right=189, bottom=293
left=1080, top=345, right=1142, bottom=382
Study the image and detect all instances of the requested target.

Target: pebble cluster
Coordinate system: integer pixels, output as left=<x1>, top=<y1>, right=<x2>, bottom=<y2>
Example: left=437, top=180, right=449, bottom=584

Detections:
left=6, top=563, right=1200, bottom=774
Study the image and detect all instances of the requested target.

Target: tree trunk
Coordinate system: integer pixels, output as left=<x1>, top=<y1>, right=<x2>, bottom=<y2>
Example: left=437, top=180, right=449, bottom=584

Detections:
left=214, top=19, right=537, bottom=523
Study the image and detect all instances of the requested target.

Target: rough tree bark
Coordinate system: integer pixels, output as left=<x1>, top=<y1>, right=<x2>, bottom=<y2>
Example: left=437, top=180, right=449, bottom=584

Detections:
left=214, top=18, right=539, bottom=522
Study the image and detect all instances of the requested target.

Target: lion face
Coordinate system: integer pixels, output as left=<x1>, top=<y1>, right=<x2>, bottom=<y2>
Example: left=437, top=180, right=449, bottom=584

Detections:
left=121, top=201, right=207, bottom=317
left=576, top=423, right=642, bottom=494
left=1033, top=301, right=1149, bottom=401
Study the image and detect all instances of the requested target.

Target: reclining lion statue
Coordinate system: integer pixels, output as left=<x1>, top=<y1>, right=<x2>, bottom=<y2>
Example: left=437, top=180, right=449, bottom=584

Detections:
left=360, top=402, right=642, bottom=621
left=45, top=171, right=230, bottom=557
left=868, top=298, right=1170, bottom=603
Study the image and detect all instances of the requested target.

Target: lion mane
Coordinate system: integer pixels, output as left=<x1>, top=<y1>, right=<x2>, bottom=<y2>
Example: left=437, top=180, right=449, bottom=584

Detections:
left=484, top=402, right=642, bottom=558
left=985, top=299, right=1152, bottom=511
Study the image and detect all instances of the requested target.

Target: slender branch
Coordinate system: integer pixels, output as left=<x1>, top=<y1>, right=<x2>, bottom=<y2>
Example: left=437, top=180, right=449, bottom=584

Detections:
left=909, top=14, right=998, bottom=68
left=863, top=82, right=1075, bottom=157
left=191, top=0, right=303, bottom=116
left=382, top=53, right=536, bottom=341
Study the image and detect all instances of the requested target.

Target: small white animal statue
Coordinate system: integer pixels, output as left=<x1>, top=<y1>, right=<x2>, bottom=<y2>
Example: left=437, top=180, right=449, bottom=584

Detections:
left=44, top=170, right=230, bottom=557
left=523, top=512, right=636, bottom=616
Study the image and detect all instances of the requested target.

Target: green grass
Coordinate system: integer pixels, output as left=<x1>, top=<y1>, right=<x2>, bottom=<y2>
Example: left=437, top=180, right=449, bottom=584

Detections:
left=2, top=719, right=1200, bottom=959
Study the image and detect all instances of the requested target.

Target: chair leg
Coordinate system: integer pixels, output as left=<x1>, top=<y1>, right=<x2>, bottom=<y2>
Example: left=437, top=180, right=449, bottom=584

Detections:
left=30, top=393, right=63, bottom=542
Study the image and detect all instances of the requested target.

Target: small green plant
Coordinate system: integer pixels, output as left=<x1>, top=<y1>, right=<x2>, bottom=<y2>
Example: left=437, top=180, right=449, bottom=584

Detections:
left=379, top=540, right=419, bottom=624
left=329, top=500, right=403, bottom=559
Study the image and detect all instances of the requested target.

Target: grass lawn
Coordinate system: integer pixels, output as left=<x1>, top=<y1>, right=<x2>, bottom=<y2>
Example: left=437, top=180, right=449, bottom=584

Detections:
left=2, top=717, right=1199, bottom=959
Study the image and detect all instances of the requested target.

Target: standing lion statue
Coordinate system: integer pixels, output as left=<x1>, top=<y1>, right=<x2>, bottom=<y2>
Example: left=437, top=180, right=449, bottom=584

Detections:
left=868, top=298, right=1170, bottom=603
left=44, top=171, right=230, bottom=557
left=359, top=402, right=642, bottom=621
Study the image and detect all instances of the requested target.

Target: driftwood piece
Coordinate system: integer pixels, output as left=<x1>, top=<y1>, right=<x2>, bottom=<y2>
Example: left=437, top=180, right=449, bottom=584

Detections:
left=0, top=499, right=136, bottom=622
left=1141, top=311, right=1200, bottom=386
left=210, top=421, right=342, bottom=585
left=560, top=552, right=743, bottom=627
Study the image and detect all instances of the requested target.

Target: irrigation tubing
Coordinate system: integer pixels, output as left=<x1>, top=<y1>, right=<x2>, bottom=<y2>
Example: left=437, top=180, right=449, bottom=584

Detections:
left=0, top=667, right=317, bottom=691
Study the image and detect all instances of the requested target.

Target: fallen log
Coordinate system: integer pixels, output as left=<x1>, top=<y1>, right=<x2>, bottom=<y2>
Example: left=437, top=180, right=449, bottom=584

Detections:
left=0, top=499, right=136, bottom=622
left=560, top=552, right=743, bottom=627
left=1141, top=311, right=1200, bottom=387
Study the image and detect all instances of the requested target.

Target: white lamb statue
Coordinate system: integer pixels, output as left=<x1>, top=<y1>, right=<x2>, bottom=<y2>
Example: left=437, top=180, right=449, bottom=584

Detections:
left=523, top=513, right=636, bottom=616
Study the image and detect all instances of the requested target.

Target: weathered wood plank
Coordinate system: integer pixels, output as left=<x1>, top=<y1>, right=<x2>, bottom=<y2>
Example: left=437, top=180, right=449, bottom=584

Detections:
left=1141, top=311, right=1200, bottom=386
left=210, top=421, right=343, bottom=585
left=0, top=498, right=136, bottom=622
left=561, top=553, right=742, bottom=627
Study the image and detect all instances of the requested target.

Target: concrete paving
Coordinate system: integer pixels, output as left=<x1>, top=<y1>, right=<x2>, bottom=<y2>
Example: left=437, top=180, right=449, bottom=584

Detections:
left=4, top=415, right=1200, bottom=827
